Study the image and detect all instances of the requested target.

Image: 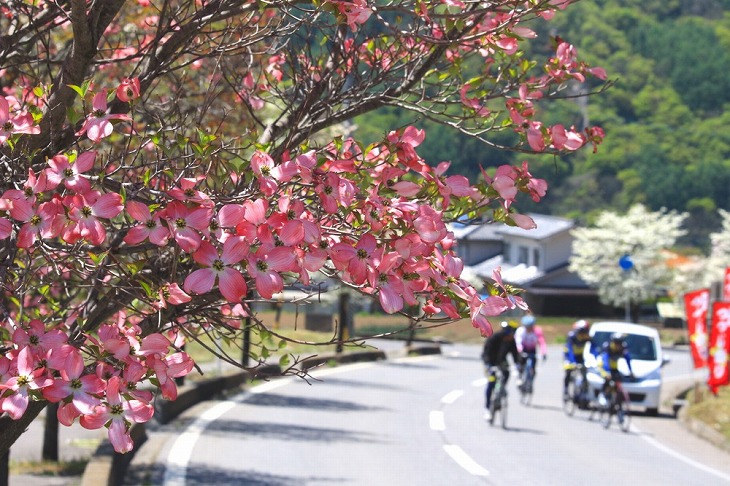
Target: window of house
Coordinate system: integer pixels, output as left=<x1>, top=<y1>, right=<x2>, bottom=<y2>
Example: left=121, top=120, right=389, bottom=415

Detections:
left=503, top=242, right=511, bottom=263
left=518, top=246, right=529, bottom=265
left=533, top=248, right=540, bottom=268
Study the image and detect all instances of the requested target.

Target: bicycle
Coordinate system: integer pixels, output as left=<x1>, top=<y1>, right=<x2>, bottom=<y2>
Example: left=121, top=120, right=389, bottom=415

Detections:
left=563, top=363, right=590, bottom=417
left=488, top=365, right=509, bottom=429
left=597, top=375, right=632, bottom=432
left=518, top=352, right=536, bottom=406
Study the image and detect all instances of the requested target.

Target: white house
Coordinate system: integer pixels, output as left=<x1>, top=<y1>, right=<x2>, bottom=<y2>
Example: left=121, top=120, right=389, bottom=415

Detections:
left=451, top=214, right=605, bottom=316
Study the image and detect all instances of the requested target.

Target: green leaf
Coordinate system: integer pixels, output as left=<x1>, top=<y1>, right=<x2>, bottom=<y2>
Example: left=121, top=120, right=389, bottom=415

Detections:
left=138, top=280, right=153, bottom=298
left=67, top=84, right=85, bottom=98
left=88, top=251, right=109, bottom=266
left=126, top=260, right=146, bottom=275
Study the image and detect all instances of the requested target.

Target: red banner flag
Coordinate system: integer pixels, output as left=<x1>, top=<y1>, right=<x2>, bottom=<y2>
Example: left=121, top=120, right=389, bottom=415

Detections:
left=708, top=302, right=730, bottom=393
left=724, top=267, right=730, bottom=302
left=684, top=288, right=709, bottom=369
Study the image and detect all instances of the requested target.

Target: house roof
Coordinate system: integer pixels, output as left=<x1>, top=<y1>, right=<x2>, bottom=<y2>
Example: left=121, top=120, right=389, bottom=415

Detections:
left=448, top=221, right=501, bottom=241
left=496, top=213, right=574, bottom=240
left=467, top=255, right=545, bottom=285
left=449, top=213, right=574, bottom=242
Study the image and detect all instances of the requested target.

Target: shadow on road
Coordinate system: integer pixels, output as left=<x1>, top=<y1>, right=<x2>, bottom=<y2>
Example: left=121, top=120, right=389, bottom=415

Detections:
left=382, top=361, right=439, bottom=369
left=308, top=376, right=407, bottom=392
left=488, top=425, right=547, bottom=435
left=522, top=403, right=564, bottom=413
left=203, top=419, right=385, bottom=444
left=182, top=464, right=345, bottom=485
left=244, top=393, right=387, bottom=412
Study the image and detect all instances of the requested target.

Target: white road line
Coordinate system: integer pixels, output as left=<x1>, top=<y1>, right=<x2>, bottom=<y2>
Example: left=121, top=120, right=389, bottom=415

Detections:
left=162, top=400, right=238, bottom=486
left=632, top=423, right=730, bottom=483
left=429, top=410, right=445, bottom=431
left=441, top=389, right=464, bottom=404
left=472, top=377, right=487, bottom=387
left=443, top=445, right=490, bottom=476
left=162, top=361, right=375, bottom=486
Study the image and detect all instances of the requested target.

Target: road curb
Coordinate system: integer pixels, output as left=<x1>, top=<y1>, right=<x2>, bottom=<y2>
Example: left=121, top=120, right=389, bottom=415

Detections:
left=673, top=383, right=730, bottom=454
left=80, top=341, right=441, bottom=485
left=677, top=405, right=730, bottom=454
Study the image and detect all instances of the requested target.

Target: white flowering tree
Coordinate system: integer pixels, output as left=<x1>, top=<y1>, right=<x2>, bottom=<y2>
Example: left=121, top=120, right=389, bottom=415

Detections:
left=569, top=205, right=687, bottom=319
left=702, top=209, right=730, bottom=288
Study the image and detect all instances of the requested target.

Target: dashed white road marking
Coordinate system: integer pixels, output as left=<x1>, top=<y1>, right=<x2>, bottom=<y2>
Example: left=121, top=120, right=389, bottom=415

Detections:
left=441, top=389, right=464, bottom=404
left=443, top=445, right=490, bottom=476
left=430, top=410, right=445, bottom=431
left=432, top=388, right=490, bottom=477
left=472, top=377, right=487, bottom=387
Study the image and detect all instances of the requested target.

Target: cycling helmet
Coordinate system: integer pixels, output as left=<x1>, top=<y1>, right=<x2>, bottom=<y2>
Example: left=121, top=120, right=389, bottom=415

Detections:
left=501, top=320, right=519, bottom=333
left=573, top=320, right=590, bottom=333
left=521, top=315, right=536, bottom=327
left=609, top=332, right=627, bottom=351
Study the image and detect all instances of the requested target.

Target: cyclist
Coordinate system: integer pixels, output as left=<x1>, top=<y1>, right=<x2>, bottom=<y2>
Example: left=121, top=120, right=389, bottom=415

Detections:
left=597, top=332, right=634, bottom=403
left=482, top=320, right=523, bottom=420
left=514, top=314, right=547, bottom=387
left=562, top=319, right=592, bottom=399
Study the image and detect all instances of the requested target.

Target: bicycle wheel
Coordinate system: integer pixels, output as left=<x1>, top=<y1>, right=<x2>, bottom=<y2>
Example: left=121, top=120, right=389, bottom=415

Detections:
left=598, top=393, right=612, bottom=429
left=488, top=384, right=499, bottom=426
left=519, top=370, right=531, bottom=406
left=617, top=394, right=631, bottom=432
left=563, top=376, right=576, bottom=417
left=524, top=368, right=534, bottom=405
left=500, top=390, right=508, bottom=429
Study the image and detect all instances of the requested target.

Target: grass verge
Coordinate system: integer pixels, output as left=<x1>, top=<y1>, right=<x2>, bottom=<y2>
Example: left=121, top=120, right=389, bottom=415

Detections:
left=685, top=385, right=730, bottom=445
left=10, top=459, right=88, bottom=477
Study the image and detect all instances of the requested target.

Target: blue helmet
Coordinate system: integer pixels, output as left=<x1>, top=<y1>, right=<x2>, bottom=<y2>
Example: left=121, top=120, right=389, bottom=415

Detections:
left=521, top=315, right=536, bottom=327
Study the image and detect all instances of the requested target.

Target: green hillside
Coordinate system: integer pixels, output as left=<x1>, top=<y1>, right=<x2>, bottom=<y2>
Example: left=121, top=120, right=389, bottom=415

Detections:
left=353, top=0, right=730, bottom=250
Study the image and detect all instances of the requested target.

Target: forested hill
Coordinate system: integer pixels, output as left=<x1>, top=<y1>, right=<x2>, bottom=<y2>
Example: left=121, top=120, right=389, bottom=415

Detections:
left=353, top=0, right=730, bottom=250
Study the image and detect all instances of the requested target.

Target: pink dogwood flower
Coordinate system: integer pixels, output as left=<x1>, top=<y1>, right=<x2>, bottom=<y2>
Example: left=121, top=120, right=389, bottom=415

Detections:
left=0, top=96, right=40, bottom=144
left=65, top=190, right=124, bottom=245
left=42, top=348, right=105, bottom=414
left=12, top=199, right=62, bottom=248
left=154, top=282, right=192, bottom=309
left=124, top=200, right=170, bottom=246
left=116, top=77, right=141, bottom=103
left=80, top=376, right=154, bottom=453
left=0, top=347, right=53, bottom=419
left=12, top=319, right=68, bottom=355
left=247, top=245, right=296, bottom=299
left=168, top=177, right=213, bottom=207
left=76, top=91, right=132, bottom=143
left=46, top=152, right=97, bottom=194
left=146, top=352, right=194, bottom=400
left=184, top=238, right=249, bottom=302
left=163, top=201, right=212, bottom=252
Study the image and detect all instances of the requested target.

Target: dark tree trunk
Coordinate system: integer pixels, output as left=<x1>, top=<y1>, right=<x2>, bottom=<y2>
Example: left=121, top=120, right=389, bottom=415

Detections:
left=42, top=402, right=59, bottom=461
left=0, top=401, right=47, bottom=459
left=0, top=448, right=9, bottom=486
left=336, top=293, right=351, bottom=353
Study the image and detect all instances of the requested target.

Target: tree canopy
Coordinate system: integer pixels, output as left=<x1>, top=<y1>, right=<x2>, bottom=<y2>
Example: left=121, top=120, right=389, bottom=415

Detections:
left=569, top=205, right=688, bottom=309
left=353, top=1, right=730, bottom=250
left=0, top=0, right=606, bottom=456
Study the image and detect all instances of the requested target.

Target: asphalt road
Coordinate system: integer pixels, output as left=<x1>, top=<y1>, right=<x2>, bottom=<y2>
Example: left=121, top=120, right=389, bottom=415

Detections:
left=151, top=343, right=730, bottom=486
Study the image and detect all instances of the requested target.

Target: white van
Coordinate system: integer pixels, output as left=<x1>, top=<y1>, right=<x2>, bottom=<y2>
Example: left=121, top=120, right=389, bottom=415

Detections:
left=583, top=321, right=668, bottom=416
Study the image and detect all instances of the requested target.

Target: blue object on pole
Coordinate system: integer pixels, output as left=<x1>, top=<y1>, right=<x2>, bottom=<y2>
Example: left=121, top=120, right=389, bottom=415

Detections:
left=619, top=254, right=634, bottom=271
